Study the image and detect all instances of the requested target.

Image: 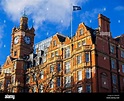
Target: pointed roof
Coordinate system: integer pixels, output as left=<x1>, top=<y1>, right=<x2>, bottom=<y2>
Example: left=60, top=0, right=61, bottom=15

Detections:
left=3, top=56, right=15, bottom=67
left=56, top=33, right=66, bottom=42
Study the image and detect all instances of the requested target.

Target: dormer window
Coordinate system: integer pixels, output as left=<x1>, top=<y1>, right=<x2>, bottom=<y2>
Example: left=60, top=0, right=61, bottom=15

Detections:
left=79, top=29, right=83, bottom=35
left=53, top=40, right=56, bottom=47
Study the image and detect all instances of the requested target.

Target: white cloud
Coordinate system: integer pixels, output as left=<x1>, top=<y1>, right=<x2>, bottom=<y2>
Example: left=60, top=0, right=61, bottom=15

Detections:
left=114, top=6, right=124, bottom=11
left=1, top=0, right=88, bottom=31
left=80, top=8, right=106, bottom=25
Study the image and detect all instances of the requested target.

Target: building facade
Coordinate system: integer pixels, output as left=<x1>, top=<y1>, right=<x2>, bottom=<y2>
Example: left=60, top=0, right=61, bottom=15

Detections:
left=0, top=14, right=124, bottom=93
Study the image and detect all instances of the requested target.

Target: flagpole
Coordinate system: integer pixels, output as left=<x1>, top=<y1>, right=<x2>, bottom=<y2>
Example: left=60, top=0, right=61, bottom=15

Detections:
left=70, top=4, right=73, bottom=39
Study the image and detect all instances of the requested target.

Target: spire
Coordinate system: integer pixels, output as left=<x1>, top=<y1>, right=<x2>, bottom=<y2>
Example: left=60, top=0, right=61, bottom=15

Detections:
left=20, top=10, right=28, bottom=30
left=22, top=9, right=27, bottom=17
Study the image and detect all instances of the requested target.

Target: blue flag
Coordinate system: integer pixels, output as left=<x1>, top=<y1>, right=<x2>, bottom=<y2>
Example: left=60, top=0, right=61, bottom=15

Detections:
left=73, top=6, right=81, bottom=11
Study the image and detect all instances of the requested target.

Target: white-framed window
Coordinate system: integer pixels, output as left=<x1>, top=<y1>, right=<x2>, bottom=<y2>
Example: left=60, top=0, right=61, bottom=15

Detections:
left=65, top=46, right=70, bottom=58
left=86, top=68, right=91, bottom=79
left=110, top=45, right=114, bottom=53
left=53, top=40, right=56, bottom=46
left=50, top=65, right=54, bottom=73
left=77, top=55, right=82, bottom=64
left=111, top=59, right=116, bottom=69
left=122, top=64, right=124, bottom=73
left=85, top=53, right=90, bottom=62
left=65, top=61, right=70, bottom=74
left=64, top=76, right=71, bottom=88
left=55, top=51, right=58, bottom=56
left=112, top=74, right=117, bottom=85
left=79, top=29, right=83, bottom=35
left=40, top=71, right=44, bottom=79
left=77, top=70, right=82, bottom=81
left=51, top=53, right=54, bottom=57
left=82, top=40, right=86, bottom=45
left=121, top=50, right=124, bottom=58
left=77, top=86, right=83, bottom=93
left=77, top=42, right=81, bottom=48
left=86, top=85, right=91, bottom=93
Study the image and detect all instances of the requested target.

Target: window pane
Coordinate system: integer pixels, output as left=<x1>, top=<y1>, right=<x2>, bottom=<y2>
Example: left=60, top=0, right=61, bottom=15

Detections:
left=86, top=85, right=91, bottom=93
left=112, top=74, right=117, bottom=85
left=86, top=68, right=91, bottom=79
left=111, top=59, right=116, bottom=69
left=121, top=50, right=124, bottom=58
left=122, top=65, right=124, bottom=73
left=85, top=53, right=90, bottom=62
left=77, top=86, right=83, bottom=93
left=78, top=70, right=82, bottom=80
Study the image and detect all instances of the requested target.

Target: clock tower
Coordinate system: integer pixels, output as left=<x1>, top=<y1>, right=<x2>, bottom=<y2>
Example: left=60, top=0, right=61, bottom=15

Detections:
left=11, top=15, right=35, bottom=59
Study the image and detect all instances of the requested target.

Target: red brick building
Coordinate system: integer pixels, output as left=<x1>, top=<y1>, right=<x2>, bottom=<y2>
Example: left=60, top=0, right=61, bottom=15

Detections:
left=0, top=13, right=124, bottom=93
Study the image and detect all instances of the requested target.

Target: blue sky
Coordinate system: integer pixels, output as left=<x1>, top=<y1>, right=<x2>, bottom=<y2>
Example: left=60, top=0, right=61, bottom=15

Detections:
left=0, top=0, right=124, bottom=65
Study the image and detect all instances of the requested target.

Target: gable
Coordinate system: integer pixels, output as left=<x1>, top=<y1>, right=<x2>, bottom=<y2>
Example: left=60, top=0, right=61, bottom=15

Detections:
left=3, top=56, right=13, bottom=67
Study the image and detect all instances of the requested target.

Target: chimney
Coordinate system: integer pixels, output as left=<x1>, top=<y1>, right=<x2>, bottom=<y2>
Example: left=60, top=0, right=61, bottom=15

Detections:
left=98, top=14, right=110, bottom=32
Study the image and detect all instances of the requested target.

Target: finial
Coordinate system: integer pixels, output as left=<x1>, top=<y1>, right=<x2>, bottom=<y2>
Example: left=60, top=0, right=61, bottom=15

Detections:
left=23, top=9, right=27, bottom=17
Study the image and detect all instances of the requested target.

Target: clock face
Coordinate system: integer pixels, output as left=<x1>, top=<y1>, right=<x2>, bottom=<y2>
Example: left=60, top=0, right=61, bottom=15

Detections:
left=24, top=36, right=31, bottom=44
left=14, top=36, right=19, bottom=44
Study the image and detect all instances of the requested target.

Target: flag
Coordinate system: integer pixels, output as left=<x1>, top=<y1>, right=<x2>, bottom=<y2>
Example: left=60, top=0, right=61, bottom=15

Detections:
left=73, top=6, right=81, bottom=11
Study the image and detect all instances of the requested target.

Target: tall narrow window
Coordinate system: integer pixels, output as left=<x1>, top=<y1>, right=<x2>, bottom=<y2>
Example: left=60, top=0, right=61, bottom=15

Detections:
left=77, top=55, right=81, bottom=64
left=65, top=46, right=70, bottom=58
left=85, top=53, right=90, bottom=62
left=122, top=64, right=124, bottom=73
left=82, top=40, right=86, bottom=45
left=33, top=86, right=36, bottom=93
left=77, top=70, right=82, bottom=81
left=50, top=65, right=54, bottom=73
left=86, top=85, right=91, bottom=93
left=57, top=77, right=61, bottom=87
left=39, top=71, right=44, bottom=79
left=77, top=42, right=81, bottom=48
left=86, top=68, right=91, bottom=79
left=121, top=50, right=124, bottom=58
left=77, top=86, right=83, bottom=93
left=55, top=51, right=58, bottom=56
left=101, top=73, right=108, bottom=88
left=65, top=61, right=70, bottom=74
left=51, top=53, right=54, bottom=57
left=110, top=45, right=114, bottom=53
left=111, top=59, right=116, bottom=69
left=112, top=74, right=117, bottom=85
left=11, top=75, right=15, bottom=84
left=50, top=80, right=54, bottom=88
left=57, top=63, right=61, bottom=72
left=53, top=40, right=56, bottom=46
left=79, top=29, right=83, bottom=35
left=64, top=76, right=71, bottom=88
